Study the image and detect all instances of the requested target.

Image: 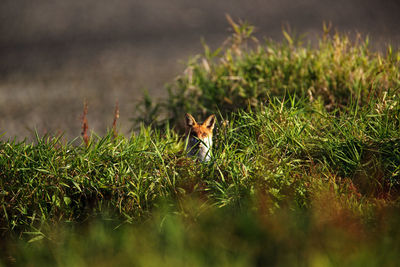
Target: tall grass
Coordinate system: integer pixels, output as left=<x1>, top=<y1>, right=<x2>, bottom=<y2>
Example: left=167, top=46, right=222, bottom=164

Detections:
left=2, top=96, right=399, bottom=258
left=143, top=18, right=400, bottom=129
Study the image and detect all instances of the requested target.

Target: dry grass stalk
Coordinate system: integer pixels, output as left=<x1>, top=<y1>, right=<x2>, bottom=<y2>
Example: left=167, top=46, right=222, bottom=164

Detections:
left=112, top=100, right=120, bottom=138
left=81, top=99, right=90, bottom=146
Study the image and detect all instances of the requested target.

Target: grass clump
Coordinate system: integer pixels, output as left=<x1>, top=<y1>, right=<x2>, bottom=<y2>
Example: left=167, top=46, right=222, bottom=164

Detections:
left=0, top=128, right=180, bottom=235
left=2, top=95, right=400, bottom=265
left=142, top=19, right=400, bottom=128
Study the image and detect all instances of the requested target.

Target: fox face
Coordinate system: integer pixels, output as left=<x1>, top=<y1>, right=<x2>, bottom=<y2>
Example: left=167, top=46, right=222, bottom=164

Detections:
left=185, top=113, right=216, bottom=162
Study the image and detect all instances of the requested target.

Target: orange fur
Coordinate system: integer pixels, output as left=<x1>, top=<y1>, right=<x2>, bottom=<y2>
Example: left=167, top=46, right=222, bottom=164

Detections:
left=185, top=113, right=216, bottom=162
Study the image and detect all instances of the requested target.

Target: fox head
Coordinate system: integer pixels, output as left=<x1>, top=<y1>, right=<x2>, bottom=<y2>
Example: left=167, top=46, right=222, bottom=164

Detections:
left=185, top=113, right=216, bottom=162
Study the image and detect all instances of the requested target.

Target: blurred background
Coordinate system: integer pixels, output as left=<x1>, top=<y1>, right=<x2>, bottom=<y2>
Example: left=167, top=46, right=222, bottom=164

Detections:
left=1, top=0, right=399, bottom=140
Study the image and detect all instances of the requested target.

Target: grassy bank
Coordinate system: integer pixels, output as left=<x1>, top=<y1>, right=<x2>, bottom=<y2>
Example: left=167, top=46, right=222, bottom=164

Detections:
left=1, top=21, right=400, bottom=265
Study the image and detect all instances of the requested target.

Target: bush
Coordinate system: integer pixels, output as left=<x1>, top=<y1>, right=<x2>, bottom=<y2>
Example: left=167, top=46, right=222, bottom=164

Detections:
left=138, top=19, right=400, bottom=129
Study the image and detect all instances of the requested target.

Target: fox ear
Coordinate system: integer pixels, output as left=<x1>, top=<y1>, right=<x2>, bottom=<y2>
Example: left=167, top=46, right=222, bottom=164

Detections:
left=203, top=114, right=216, bottom=130
left=185, top=113, right=197, bottom=127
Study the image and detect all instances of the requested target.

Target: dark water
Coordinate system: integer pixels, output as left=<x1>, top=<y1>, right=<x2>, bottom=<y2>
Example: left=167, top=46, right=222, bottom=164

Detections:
left=1, top=0, right=399, bottom=140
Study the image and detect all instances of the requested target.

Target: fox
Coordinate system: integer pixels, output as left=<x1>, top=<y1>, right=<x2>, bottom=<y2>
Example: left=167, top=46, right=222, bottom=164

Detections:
left=185, top=113, right=216, bottom=162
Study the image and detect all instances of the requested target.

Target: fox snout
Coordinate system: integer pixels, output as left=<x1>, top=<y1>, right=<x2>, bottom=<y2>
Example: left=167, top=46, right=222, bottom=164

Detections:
left=185, top=113, right=216, bottom=162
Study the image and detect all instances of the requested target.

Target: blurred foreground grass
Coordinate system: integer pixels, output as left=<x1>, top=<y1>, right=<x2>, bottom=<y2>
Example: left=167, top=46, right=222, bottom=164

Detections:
left=1, top=20, right=400, bottom=266
left=4, top=202, right=400, bottom=266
